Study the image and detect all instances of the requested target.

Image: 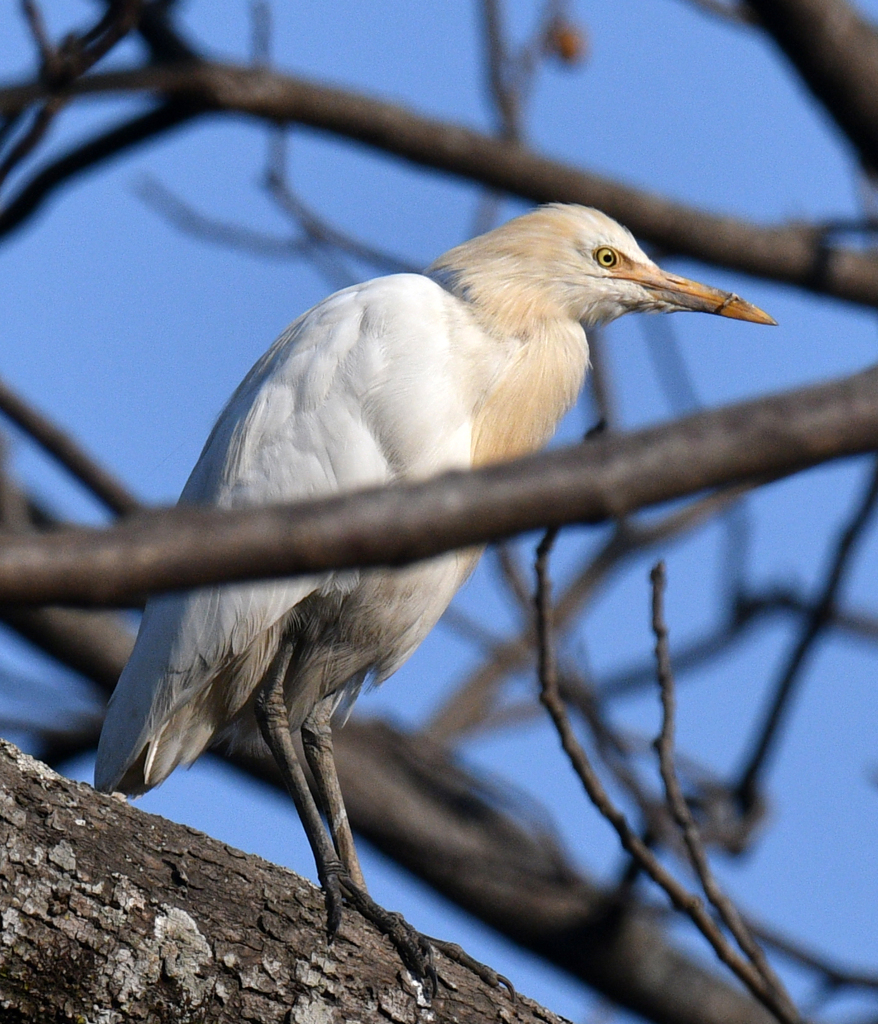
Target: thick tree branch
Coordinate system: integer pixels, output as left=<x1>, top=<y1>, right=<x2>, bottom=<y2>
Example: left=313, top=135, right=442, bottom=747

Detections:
left=0, top=593, right=834, bottom=1024
left=3, top=62, right=878, bottom=306
left=0, top=739, right=551, bottom=1024
left=0, top=365, right=874, bottom=607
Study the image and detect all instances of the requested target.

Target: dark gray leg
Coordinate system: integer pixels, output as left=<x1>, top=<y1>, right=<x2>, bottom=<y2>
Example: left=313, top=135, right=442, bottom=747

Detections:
left=299, top=692, right=513, bottom=997
left=301, top=694, right=365, bottom=889
left=254, top=637, right=346, bottom=932
left=254, top=640, right=437, bottom=992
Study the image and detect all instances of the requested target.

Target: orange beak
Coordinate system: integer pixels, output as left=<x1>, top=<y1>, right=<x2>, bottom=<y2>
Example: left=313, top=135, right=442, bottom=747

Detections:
left=623, top=266, right=777, bottom=325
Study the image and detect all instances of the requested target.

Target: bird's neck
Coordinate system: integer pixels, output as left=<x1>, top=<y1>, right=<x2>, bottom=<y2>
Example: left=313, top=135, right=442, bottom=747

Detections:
left=469, top=315, right=589, bottom=467
left=426, top=262, right=590, bottom=466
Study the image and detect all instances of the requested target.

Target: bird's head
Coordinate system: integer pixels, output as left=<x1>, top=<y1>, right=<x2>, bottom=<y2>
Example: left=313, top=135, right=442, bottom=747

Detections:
left=428, top=204, right=775, bottom=333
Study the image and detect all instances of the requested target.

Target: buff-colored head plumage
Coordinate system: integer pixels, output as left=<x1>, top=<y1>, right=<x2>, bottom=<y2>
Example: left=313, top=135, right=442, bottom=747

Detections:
left=428, top=203, right=774, bottom=334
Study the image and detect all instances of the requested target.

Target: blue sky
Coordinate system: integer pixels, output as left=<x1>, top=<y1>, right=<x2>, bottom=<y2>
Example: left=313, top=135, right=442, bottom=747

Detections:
left=1, top=2, right=877, bottom=1020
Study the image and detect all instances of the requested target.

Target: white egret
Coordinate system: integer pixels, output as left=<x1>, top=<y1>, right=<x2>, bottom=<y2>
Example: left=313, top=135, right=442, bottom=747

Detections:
left=95, top=204, right=774, bottom=986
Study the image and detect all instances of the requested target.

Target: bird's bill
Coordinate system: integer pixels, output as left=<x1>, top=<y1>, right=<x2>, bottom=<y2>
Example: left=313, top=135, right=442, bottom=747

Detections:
left=626, top=267, right=777, bottom=325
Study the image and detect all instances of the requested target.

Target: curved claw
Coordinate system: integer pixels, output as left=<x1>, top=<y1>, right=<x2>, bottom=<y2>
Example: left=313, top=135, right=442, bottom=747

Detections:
left=317, top=869, right=512, bottom=1001
left=337, top=875, right=438, bottom=996
left=426, top=935, right=515, bottom=997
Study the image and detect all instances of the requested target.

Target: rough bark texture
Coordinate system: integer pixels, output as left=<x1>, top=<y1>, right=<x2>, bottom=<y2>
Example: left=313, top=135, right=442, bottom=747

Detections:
left=0, top=740, right=562, bottom=1024
left=334, top=722, right=776, bottom=1024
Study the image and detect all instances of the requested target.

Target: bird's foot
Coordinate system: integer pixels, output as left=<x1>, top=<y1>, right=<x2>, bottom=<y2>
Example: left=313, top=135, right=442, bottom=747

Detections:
left=336, top=873, right=438, bottom=995
left=318, top=864, right=513, bottom=1000
left=317, top=859, right=346, bottom=936
left=423, top=935, right=515, bottom=997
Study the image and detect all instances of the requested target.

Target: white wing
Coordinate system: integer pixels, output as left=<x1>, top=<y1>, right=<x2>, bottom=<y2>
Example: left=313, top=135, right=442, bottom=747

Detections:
left=95, top=274, right=478, bottom=793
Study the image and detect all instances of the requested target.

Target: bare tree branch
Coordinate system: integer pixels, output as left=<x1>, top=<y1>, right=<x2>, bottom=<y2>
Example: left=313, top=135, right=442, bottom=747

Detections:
left=651, top=561, right=797, bottom=1019
left=0, top=100, right=201, bottom=237
left=0, top=97, right=63, bottom=189
left=0, top=1, right=144, bottom=189
left=533, top=532, right=800, bottom=1021
left=748, top=0, right=878, bottom=171
left=0, top=577, right=789, bottom=1024
left=428, top=484, right=747, bottom=743
left=597, top=586, right=878, bottom=700
left=2, top=7, right=876, bottom=1023
left=0, top=501, right=852, bottom=1024
left=0, top=738, right=553, bottom=1024
left=735, top=455, right=878, bottom=809
left=0, top=366, right=872, bottom=608
left=3, top=63, right=878, bottom=307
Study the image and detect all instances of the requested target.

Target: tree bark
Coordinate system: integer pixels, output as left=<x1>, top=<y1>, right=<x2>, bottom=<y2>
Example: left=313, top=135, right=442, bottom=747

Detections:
left=0, top=596, right=785, bottom=1024
left=0, top=364, right=875, bottom=607
left=0, top=738, right=564, bottom=1024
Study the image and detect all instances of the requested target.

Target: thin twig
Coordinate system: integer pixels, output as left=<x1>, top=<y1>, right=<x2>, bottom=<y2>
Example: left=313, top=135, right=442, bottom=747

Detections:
left=534, top=541, right=800, bottom=1022
left=137, top=176, right=317, bottom=259
left=671, top=0, right=758, bottom=24
left=265, top=159, right=418, bottom=275
left=0, top=99, right=201, bottom=241
left=1, top=1, right=143, bottom=190
left=534, top=527, right=560, bottom=694
left=428, top=484, right=750, bottom=741
left=651, top=562, right=798, bottom=1021
left=480, top=0, right=521, bottom=141
left=21, top=0, right=55, bottom=71
left=250, top=0, right=271, bottom=66
left=58, top=1, right=144, bottom=82
left=561, top=672, right=766, bottom=854
left=440, top=605, right=505, bottom=649
left=470, top=0, right=564, bottom=234
left=0, top=373, right=139, bottom=517
left=493, top=543, right=533, bottom=615
left=748, top=915, right=878, bottom=992
left=598, top=586, right=878, bottom=700
left=0, top=98, right=63, bottom=189
left=736, top=457, right=878, bottom=810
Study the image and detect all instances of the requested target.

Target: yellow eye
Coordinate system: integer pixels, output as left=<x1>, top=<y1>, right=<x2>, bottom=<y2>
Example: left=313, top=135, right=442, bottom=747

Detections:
left=594, top=246, right=619, bottom=268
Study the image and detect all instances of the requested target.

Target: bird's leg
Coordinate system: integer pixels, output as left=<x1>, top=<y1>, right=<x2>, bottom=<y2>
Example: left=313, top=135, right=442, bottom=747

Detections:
left=254, top=639, right=346, bottom=933
left=301, top=695, right=366, bottom=889
left=254, top=646, right=437, bottom=992
left=298, top=702, right=439, bottom=992
left=299, top=702, right=510, bottom=997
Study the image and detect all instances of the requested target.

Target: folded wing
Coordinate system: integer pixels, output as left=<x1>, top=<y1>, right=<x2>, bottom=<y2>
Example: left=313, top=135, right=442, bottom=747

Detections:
left=95, top=274, right=477, bottom=793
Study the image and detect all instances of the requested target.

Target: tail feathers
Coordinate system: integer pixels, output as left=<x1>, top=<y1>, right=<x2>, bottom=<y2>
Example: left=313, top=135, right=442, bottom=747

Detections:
left=142, top=712, right=216, bottom=789
left=95, top=700, right=217, bottom=796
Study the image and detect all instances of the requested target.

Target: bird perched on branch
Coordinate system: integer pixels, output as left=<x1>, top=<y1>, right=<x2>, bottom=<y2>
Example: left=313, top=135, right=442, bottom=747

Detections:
left=95, top=203, right=774, bottom=987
